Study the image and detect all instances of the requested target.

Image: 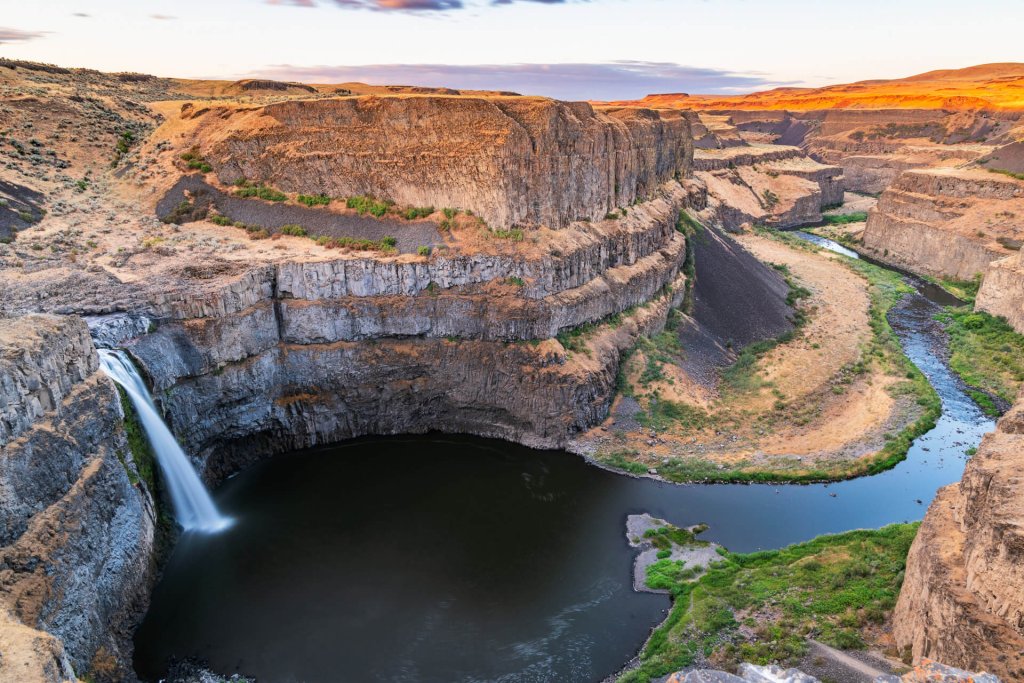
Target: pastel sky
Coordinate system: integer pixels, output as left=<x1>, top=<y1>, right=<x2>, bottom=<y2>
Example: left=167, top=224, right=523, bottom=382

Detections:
left=1, top=0, right=1022, bottom=100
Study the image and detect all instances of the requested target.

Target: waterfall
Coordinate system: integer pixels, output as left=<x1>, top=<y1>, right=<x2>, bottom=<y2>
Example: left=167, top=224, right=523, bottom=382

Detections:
left=99, top=349, right=231, bottom=533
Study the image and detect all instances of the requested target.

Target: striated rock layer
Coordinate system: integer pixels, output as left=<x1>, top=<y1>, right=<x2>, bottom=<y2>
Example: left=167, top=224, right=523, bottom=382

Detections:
left=173, top=96, right=693, bottom=230
left=977, top=250, right=1024, bottom=333
left=0, top=315, right=156, bottom=682
left=862, top=168, right=1024, bottom=280
left=122, top=184, right=692, bottom=479
left=893, top=392, right=1024, bottom=681
left=691, top=144, right=844, bottom=230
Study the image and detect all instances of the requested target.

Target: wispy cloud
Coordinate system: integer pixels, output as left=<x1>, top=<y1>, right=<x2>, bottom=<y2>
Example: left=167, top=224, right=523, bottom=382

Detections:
left=0, top=27, right=47, bottom=44
left=268, top=0, right=584, bottom=10
left=251, top=61, right=792, bottom=100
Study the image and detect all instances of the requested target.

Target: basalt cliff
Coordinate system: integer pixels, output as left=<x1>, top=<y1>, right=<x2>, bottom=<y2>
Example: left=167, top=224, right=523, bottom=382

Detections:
left=0, top=60, right=709, bottom=681
left=893, top=391, right=1024, bottom=681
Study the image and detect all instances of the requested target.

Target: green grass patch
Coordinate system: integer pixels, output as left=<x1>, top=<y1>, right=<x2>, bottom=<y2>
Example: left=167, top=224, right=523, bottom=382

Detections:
left=491, top=227, right=525, bottom=241
left=114, top=388, right=156, bottom=492
left=988, top=167, right=1024, bottom=181
left=346, top=195, right=392, bottom=217
left=279, top=224, right=308, bottom=237
left=823, top=212, right=868, bottom=225
left=314, top=234, right=397, bottom=253
left=404, top=206, right=435, bottom=220
left=234, top=179, right=287, bottom=202
left=618, top=524, right=918, bottom=682
left=937, top=308, right=1024, bottom=410
left=297, top=193, right=331, bottom=207
left=179, top=150, right=213, bottom=174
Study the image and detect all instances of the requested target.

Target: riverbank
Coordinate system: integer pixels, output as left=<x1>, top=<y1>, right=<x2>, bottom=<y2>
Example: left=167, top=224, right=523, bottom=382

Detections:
left=802, top=226, right=1024, bottom=419
left=576, top=225, right=940, bottom=482
left=618, top=524, right=917, bottom=683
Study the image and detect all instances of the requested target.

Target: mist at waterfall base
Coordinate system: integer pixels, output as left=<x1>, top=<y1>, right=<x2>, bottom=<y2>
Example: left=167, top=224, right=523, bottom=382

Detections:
left=98, top=350, right=231, bottom=533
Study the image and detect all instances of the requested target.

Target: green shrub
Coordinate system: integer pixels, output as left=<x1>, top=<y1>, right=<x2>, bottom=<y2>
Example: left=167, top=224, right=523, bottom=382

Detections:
left=297, top=194, right=331, bottom=207
left=491, top=228, right=524, bottom=241
left=234, top=180, right=287, bottom=202
left=279, top=224, right=308, bottom=237
left=346, top=195, right=391, bottom=217
left=417, top=246, right=432, bottom=257
left=405, top=206, right=435, bottom=220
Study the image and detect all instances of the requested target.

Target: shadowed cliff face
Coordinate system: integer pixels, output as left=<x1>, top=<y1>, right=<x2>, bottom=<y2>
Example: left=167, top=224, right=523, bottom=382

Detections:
left=173, top=96, right=693, bottom=230
left=0, top=315, right=156, bottom=682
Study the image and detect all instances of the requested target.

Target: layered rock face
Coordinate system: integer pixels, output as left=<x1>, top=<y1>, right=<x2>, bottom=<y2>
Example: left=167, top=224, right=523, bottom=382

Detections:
left=893, top=392, right=1024, bottom=681
left=0, top=315, right=155, bottom=682
left=862, top=168, right=1024, bottom=280
left=679, top=108, right=1010, bottom=194
left=691, top=144, right=844, bottom=230
left=977, top=250, right=1024, bottom=332
left=176, top=96, right=692, bottom=230
left=122, top=182, right=691, bottom=479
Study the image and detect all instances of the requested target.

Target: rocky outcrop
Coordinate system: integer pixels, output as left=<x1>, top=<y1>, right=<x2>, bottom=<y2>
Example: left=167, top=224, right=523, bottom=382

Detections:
left=130, top=276, right=684, bottom=482
left=862, top=168, right=1024, bottom=280
left=892, top=392, right=1024, bottom=681
left=976, top=250, right=1024, bottom=333
left=173, top=96, right=693, bottom=230
left=0, top=315, right=156, bottom=682
left=691, top=144, right=844, bottom=230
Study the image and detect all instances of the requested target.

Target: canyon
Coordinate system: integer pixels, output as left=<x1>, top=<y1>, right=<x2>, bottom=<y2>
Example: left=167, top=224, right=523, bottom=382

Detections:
left=0, top=57, right=1022, bottom=683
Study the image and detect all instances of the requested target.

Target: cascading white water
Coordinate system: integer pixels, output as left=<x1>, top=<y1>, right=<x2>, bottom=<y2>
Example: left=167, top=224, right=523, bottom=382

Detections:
left=99, top=349, right=231, bottom=533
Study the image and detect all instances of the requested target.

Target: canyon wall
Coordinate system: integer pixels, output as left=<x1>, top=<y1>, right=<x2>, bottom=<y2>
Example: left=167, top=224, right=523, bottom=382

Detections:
left=893, top=391, right=1024, bottom=681
left=861, top=168, right=1024, bottom=280
left=0, top=315, right=156, bottom=682
left=176, top=96, right=693, bottom=230
left=696, top=109, right=1010, bottom=194
left=976, top=250, right=1024, bottom=332
left=122, top=182, right=691, bottom=480
left=691, top=144, right=844, bottom=230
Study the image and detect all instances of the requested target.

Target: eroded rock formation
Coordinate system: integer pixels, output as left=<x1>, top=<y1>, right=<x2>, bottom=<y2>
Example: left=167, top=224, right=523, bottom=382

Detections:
left=893, top=391, right=1024, bottom=681
left=862, top=168, right=1024, bottom=280
left=169, top=96, right=693, bottom=230
left=977, top=249, right=1024, bottom=332
left=0, top=315, right=155, bottom=682
left=691, top=144, right=844, bottom=230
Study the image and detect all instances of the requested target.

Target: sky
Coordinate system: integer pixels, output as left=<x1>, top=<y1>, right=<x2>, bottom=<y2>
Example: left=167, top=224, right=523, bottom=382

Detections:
left=1, top=0, right=1022, bottom=100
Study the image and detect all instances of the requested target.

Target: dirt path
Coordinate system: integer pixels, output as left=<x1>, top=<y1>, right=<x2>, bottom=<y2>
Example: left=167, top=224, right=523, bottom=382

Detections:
left=806, top=639, right=892, bottom=682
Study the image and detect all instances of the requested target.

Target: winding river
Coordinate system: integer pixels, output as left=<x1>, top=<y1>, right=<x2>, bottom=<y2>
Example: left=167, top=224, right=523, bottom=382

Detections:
left=133, top=233, right=994, bottom=683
